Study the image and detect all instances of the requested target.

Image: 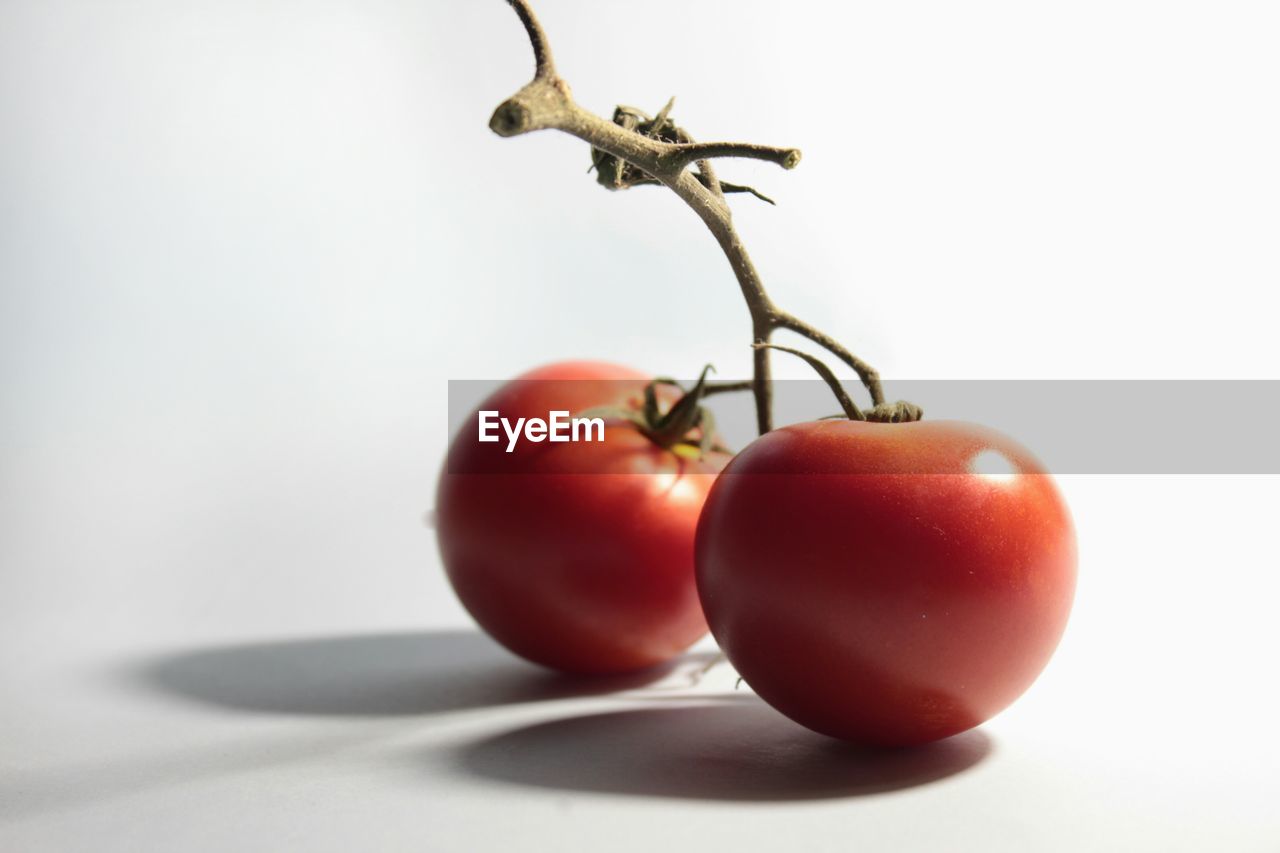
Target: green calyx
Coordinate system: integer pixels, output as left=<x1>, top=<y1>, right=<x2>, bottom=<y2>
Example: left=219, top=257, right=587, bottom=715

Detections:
left=576, top=365, right=729, bottom=460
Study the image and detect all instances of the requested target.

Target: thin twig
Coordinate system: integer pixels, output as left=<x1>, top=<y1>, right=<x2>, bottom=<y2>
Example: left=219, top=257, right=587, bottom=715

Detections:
left=662, top=142, right=801, bottom=172
left=774, top=312, right=885, bottom=407
left=755, top=343, right=865, bottom=421
left=508, top=0, right=556, bottom=79
left=702, top=379, right=755, bottom=397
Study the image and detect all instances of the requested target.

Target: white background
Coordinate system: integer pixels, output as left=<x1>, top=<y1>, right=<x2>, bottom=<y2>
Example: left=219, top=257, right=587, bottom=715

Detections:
left=2, top=1, right=1278, bottom=850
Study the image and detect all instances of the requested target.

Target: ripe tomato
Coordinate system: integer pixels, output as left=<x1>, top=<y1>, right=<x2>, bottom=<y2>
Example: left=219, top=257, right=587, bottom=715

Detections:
left=437, top=361, right=725, bottom=674
left=695, top=419, right=1076, bottom=745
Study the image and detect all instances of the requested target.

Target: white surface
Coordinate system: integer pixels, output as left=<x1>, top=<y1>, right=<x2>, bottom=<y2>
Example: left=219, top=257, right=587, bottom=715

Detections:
left=3, top=1, right=1280, bottom=851
left=2, top=476, right=1279, bottom=852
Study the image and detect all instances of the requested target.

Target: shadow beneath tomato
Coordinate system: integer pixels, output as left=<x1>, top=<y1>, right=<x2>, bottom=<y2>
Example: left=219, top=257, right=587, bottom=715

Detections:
left=454, top=701, right=992, bottom=801
left=137, top=630, right=699, bottom=717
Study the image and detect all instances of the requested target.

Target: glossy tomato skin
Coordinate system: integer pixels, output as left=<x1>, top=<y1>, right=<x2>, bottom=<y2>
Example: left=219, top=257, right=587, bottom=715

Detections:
left=437, top=361, right=724, bottom=675
left=695, top=419, right=1076, bottom=746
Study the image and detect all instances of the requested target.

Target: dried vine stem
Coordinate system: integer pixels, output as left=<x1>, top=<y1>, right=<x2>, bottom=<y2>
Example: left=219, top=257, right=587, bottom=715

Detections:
left=490, top=0, right=904, bottom=432
left=754, top=343, right=865, bottom=421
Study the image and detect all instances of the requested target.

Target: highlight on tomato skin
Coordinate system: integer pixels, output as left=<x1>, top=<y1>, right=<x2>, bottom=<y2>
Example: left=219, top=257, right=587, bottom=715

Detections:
left=436, top=361, right=727, bottom=675
left=694, top=418, right=1077, bottom=747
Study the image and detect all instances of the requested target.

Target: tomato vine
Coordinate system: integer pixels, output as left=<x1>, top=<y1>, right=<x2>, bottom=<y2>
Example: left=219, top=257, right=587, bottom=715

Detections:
left=489, top=0, right=921, bottom=434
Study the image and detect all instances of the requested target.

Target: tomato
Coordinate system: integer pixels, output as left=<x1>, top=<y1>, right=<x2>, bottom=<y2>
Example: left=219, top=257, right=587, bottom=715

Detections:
left=437, top=361, right=725, bottom=674
left=695, top=419, right=1076, bottom=745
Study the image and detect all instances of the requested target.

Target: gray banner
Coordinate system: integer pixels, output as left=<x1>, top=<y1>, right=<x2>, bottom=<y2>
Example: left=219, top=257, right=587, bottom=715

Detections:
left=446, top=379, right=1280, bottom=474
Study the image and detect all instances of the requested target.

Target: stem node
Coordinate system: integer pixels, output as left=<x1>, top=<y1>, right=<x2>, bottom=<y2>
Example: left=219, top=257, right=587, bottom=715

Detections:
left=490, top=99, right=532, bottom=136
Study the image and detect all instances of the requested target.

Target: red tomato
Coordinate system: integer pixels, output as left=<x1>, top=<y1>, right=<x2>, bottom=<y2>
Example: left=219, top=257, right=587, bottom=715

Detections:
left=695, top=419, right=1076, bottom=745
left=437, top=361, right=725, bottom=674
